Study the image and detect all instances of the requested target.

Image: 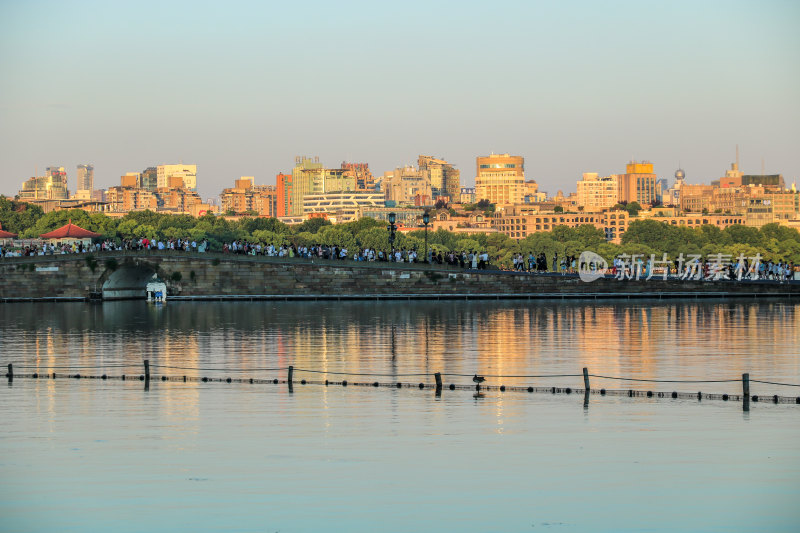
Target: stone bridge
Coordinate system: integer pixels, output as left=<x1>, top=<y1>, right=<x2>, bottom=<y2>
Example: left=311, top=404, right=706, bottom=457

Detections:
left=1, top=251, right=799, bottom=301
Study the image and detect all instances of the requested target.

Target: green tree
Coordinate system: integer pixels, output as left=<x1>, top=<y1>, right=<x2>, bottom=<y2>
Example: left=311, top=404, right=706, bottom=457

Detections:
left=294, top=218, right=331, bottom=234
left=626, top=201, right=642, bottom=216
left=355, top=227, right=390, bottom=251
left=252, top=230, right=286, bottom=246
left=317, top=226, right=356, bottom=250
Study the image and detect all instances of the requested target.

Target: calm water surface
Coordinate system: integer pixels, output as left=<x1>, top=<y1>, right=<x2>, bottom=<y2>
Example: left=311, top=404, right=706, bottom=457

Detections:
left=1, top=300, right=799, bottom=532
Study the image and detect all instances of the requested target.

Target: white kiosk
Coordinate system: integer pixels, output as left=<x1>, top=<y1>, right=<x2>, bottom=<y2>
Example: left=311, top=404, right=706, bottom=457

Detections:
left=146, top=280, right=167, bottom=302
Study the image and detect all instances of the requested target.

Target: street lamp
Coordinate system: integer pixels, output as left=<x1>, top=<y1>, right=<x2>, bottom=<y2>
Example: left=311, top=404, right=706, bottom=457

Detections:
left=422, top=211, right=430, bottom=263
left=387, top=212, right=397, bottom=259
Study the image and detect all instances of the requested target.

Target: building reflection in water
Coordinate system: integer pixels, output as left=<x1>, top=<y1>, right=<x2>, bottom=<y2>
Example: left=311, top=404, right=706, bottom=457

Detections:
left=2, top=300, right=798, bottom=424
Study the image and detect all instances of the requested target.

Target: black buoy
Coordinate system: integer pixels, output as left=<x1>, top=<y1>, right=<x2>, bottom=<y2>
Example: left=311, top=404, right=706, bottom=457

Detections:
left=551, top=387, right=556, bottom=394
left=139, top=375, right=145, bottom=381
left=373, top=382, right=379, bottom=387
left=75, top=374, right=81, bottom=379
left=325, top=380, right=329, bottom=386
left=121, top=375, right=125, bottom=381
left=397, top=382, right=402, bottom=388
left=301, top=379, right=307, bottom=385
left=162, top=376, right=168, bottom=381
left=752, top=395, right=759, bottom=402
left=527, top=386, right=533, bottom=393
left=53, top=373, right=57, bottom=379
left=249, top=378, right=253, bottom=384
left=202, top=377, right=208, bottom=382
left=418, top=383, right=425, bottom=389
left=646, top=391, right=653, bottom=398
left=450, top=384, right=456, bottom=391
left=795, top=397, right=800, bottom=404
left=773, top=395, right=779, bottom=404
left=342, top=380, right=347, bottom=386
left=600, top=388, right=606, bottom=395
left=226, top=377, right=232, bottom=383
left=722, top=394, right=729, bottom=401
left=671, top=391, right=678, bottom=399
left=33, top=373, right=39, bottom=379
left=100, top=374, right=106, bottom=380
left=499, top=385, right=506, bottom=392
left=565, top=387, right=572, bottom=394
left=273, top=379, right=278, bottom=384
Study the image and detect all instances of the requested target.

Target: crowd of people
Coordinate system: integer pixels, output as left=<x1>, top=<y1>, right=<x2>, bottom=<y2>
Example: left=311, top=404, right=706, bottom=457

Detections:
left=221, top=241, right=495, bottom=269
left=1, top=237, right=796, bottom=281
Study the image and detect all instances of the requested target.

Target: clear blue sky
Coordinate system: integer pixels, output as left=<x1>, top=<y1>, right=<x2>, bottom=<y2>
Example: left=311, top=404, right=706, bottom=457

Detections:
left=1, top=0, right=798, bottom=199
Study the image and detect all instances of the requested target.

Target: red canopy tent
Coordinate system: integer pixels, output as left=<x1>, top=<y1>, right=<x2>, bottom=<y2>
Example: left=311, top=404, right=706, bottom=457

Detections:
left=0, top=222, right=18, bottom=240
left=40, top=221, right=101, bottom=243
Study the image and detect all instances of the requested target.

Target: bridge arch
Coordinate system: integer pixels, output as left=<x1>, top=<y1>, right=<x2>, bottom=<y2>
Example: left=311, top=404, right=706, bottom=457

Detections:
left=100, top=259, right=159, bottom=300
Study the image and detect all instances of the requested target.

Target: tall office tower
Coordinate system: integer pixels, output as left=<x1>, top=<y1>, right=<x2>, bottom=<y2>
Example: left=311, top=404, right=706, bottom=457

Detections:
left=140, top=167, right=158, bottom=191
left=157, top=164, right=197, bottom=190
left=418, top=155, right=460, bottom=200
left=475, top=153, right=525, bottom=206
left=276, top=172, right=293, bottom=217
left=617, top=161, right=659, bottom=206
left=77, top=164, right=94, bottom=194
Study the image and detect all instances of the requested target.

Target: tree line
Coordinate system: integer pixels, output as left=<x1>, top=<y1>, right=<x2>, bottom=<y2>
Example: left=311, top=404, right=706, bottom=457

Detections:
left=2, top=196, right=799, bottom=268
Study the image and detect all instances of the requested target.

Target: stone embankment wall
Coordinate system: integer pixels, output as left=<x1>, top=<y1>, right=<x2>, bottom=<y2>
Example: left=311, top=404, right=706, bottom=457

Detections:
left=1, top=252, right=798, bottom=301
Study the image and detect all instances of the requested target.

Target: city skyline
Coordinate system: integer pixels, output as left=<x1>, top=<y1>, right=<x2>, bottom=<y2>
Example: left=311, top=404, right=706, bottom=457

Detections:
left=1, top=1, right=798, bottom=198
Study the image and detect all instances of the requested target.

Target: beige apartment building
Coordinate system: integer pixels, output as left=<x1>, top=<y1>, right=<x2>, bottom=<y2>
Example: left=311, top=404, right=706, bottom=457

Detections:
left=220, top=177, right=278, bottom=217
left=577, top=173, right=619, bottom=211
left=383, top=166, right=432, bottom=206
left=493, top=206, right=629, bottom=243
left=157, top=164, right=197, bottom=190
left=617, top=161, right=659, bottom=206
left=418, top=155, right=460, bottom=200
left=475, top=153, right=525, bottom=206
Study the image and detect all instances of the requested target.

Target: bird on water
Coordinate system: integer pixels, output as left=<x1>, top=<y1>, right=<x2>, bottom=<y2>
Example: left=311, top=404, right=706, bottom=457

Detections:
left=472, top=374, right=486, bottom=384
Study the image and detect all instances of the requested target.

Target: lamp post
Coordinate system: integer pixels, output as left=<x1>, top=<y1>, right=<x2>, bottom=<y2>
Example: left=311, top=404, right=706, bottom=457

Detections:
left=387, top=212, right=397, bottom=260
left=422, top=211, right=430, bottom=263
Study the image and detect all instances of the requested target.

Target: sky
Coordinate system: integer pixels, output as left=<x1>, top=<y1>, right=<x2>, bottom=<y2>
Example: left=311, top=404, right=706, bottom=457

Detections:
left=1, top=0, right=798, bottom=200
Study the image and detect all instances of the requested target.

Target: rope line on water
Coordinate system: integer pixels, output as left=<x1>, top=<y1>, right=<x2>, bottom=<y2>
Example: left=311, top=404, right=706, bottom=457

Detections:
left=750, top=379, right=800, bottom=387
left=589, top=374, right=740, bottom=384
left=11, top=364, right=129, bottom=369
left=292, top=368, right=431, bottom=377
left=149, top=364, right=286, bottom=372
left=6, top=362, right=800, bottom=388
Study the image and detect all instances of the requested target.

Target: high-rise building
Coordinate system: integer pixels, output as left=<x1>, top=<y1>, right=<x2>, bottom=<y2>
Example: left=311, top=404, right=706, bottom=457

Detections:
left=276, top=172, right=293, bottom=217
left=283, top=157, right=357, bottom=216
left=77, top=164, right=94, bottom=194
left=418, top=155, right=460, bottom=200
left=576, top=173, right=619, bottom=211
left=18, top=167, right=70, bottom=201
left=157, top=164, right=197, bottom=190
left=140, top=167, right=158, bottom=191
left=475, top=153, right=525, bottom=206
left=617, top=161, right=659, bottom=206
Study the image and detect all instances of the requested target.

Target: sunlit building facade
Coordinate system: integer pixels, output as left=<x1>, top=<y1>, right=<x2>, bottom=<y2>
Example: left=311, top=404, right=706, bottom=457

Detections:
left=475, top=153, right=525, bottom=206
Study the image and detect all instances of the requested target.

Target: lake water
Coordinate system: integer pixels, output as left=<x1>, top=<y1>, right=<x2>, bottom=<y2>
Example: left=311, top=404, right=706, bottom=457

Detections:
left=1, top=300, right=799, bottom=532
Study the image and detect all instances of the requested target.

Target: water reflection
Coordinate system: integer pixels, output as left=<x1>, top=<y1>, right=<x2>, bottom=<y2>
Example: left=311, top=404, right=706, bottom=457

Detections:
left=2, top=300, right=798, bottom=397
